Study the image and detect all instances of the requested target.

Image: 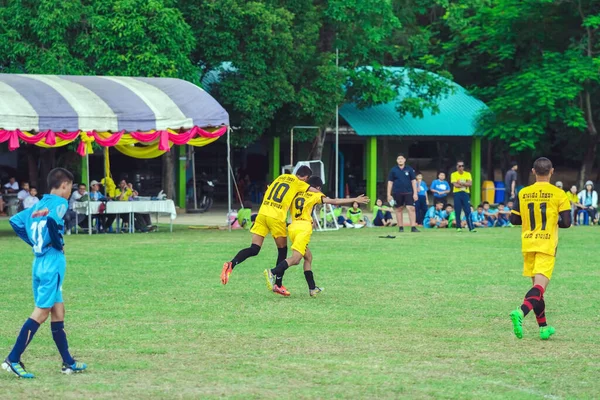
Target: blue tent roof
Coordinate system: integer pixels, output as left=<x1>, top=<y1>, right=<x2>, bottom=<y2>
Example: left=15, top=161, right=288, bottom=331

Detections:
left=339, top=67, right=487, bottom=137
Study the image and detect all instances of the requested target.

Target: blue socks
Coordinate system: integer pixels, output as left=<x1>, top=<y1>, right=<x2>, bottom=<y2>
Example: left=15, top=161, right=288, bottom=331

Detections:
left=8, top=318, right=40, bottom=363
left=51, top=321, right=75, bottom=365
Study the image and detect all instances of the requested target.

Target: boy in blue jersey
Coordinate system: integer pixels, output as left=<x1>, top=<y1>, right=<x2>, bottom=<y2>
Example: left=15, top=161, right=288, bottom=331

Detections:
left=423, top=200, right=449, bottom=228
left=2, top=168, right=87, bottom=379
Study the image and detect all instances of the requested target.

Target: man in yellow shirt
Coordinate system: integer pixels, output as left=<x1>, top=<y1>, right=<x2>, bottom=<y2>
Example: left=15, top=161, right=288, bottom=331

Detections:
left=264, top=176, right=369, bottom=296
left=509, top=157, right=571, bottom=340
left=450, top=160, right=475, bottom=232
left=114, top=179, right=133, bottom=201
left=221, top=166, right=313, bottom=285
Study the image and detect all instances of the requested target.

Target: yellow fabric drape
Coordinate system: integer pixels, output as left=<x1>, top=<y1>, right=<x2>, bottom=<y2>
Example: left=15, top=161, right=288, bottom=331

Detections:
left=188, top=136, right=220, bottom=147
left=114, top=143, right=169, bottom=159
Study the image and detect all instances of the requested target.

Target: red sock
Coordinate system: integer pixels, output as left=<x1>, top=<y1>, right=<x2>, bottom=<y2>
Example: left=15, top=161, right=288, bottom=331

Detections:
left=520, top=285, right=545, bottom=317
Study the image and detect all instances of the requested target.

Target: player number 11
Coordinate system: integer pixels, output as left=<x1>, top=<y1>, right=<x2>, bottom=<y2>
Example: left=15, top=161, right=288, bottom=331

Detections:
left=527, top=202, right=547, bottom=231
left=30, top=220, right=47, bottom=253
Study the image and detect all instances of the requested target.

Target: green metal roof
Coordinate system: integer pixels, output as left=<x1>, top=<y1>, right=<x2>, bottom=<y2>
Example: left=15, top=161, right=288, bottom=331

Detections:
left=339, top=67, right=487, bottom=137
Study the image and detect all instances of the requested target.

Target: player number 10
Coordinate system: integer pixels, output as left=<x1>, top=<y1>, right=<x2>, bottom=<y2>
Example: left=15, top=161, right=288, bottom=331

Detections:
left=527, top=202, right=547, bottom=231
left=266, top=182, right=290, bottom=204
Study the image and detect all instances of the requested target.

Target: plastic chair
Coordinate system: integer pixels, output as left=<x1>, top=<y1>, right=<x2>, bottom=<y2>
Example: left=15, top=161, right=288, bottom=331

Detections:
left=578, top=210, right=589, bottom=225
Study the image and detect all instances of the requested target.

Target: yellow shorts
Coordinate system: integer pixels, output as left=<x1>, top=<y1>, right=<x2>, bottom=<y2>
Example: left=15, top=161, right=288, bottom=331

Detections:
left=288, top=222, right=313, bottom=256
left=250, top=214, right=287, bottom=239
left=523, top=252, right=556, bottom=280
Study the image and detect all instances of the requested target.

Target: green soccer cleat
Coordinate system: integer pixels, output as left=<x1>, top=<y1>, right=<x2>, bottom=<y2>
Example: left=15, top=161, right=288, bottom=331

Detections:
left=456, top=228, right=462, bottom=232
left=2, top=358, right=34, bottom=378
left=309, top=287, right=324, bottom=297
left=539, top=326, right=556, bottom=340
left=62, top=360, right=87, bottom=374
left=263, top=269, right=275, bottom=291
left=510, top=309, right=524, bottom=339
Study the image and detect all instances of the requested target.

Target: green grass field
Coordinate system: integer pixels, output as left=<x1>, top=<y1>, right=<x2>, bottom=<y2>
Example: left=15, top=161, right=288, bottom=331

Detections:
left=1, top=221, right=599, bottom=399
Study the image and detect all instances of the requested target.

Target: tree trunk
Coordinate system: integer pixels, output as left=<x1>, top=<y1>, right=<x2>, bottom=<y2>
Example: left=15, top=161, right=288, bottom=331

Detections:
left=162, top=151, right=175, bottom=200
left=39, top=148, right=56, bottom=193
left=579, top=134, right=597, bottom=188
left=27, top=147, right=39, bottom=188
left=308, top=128, right=327, bottom=160
left=579, top=90, right=598, bottom=188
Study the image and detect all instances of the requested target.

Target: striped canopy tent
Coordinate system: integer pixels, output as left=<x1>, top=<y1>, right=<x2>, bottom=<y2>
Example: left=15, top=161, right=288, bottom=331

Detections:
left=0, top=74, right=232, bottom=230
left=0, top=74, right=229, bottom=158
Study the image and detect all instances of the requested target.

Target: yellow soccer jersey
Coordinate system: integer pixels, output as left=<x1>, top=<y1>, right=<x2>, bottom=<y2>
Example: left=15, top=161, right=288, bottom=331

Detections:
left=450, top=171, right=472, bottom=193
left=258, top=174, right=310, bottom=222
left=291, top=191, right=325, bottom=223
left=511, top=182, right=570, bottom=256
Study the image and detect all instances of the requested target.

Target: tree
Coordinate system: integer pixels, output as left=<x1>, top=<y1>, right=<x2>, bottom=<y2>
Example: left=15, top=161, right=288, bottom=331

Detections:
left=439, top=0, right=600, bottom=186
left=0, top=0, right=199, bottom=197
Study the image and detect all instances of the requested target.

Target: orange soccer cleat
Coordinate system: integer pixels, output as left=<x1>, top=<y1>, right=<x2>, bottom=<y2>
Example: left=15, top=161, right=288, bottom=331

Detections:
left=272, top=285, right=291, bottom=297
left=221, top=262, right=233, bottom=285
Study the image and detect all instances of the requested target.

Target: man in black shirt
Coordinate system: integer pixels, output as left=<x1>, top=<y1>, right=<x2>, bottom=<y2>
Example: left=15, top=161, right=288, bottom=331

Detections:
left=387, top=154, right=419, bottom=232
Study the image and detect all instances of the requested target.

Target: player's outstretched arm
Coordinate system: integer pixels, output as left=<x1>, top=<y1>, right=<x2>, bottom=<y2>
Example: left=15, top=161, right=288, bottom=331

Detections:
left=323, top=194, right=370, bottom=206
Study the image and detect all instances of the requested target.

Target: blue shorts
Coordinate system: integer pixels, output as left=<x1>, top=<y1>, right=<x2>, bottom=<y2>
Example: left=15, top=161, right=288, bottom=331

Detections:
left=32, top=248, right=66, bottom=308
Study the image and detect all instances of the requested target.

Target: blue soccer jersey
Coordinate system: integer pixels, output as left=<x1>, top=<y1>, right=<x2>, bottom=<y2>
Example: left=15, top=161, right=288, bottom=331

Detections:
left=10, top=194, right=68, bottom=257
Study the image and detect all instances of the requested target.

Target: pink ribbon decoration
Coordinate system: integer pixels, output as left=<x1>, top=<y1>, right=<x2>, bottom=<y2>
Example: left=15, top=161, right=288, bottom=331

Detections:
left=1, top=125, right=227, bottom=154
left=57, top=131, right=80, bottom=141
left=92, top=130, right=124, bottom=147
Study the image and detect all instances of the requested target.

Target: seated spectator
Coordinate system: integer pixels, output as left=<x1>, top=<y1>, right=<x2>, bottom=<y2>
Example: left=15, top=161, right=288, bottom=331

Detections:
left=578, top=181, right=598, bottom=225
left=471, top=204, right=487, bottom=228
left=319, top=204, right=347, bottom=228
left=482, top=201, right=498, bottom=227
left=64, top=183, right=88, bottom=233
left=430, top=172, right=451, bottom=205
left=346, top=202, right=366, bottom=229
left=17, top=182, right=30, bottom=202
left=4, top=177, right=19, bottom=193
left=566, top=185, right=583, bottom=225
left=89, top=180, right=117, bottom=232
left=496, top=203, right=512, bottom=227
left=415, top=173, right=429, bottom=225
left=506, top=200, right=514, bottom=211
left=373, top=199, right=395, bottom=227
left=424, top=200, right=448, bottom=229
left=115, top=179, right=133, bottom=201
left=23, top=187, right=39, bottom=209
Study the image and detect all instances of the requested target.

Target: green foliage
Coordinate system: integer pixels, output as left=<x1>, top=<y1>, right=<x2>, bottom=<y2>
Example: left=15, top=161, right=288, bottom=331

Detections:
left=0, top=0, right=199, bottom=78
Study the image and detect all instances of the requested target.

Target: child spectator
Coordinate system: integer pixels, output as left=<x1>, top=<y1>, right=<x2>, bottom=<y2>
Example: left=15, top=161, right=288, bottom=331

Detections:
left=567, top=185, right=583, bottom=225
left=506, top=199, right=514, bottom=211
left=23, top=187, right=39, bottom=209
left=373, top=199, right=395, bottom=227
left=496, top=203, right=512, bottom=227
left=17, top=182, right=30, bottom=202
left=471, top=204, right=487, bottom=228
left=430, top=172, right=450, bottom=205
left=346, top=202, right=366, bottom=228
left=424, top=200, right=448, bottom=228
left=415, top=173, right=429, bottom=225
left=482, top=201, right=498, bottom=227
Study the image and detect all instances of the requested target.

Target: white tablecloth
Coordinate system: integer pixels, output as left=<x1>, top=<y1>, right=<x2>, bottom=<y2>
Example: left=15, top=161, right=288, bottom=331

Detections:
left=73, top=200, right=177, bottom=220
